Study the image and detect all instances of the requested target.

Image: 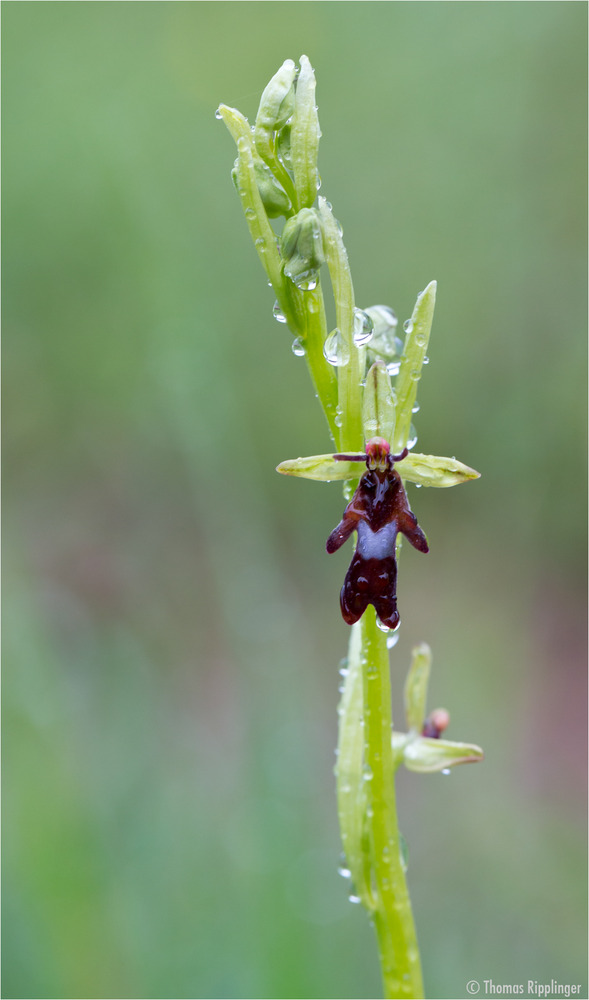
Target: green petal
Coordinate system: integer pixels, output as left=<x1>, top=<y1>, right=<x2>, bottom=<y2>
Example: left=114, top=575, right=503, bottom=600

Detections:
left=396, top=452, right=480, bottom=487
left=276, top=453, right=363, bottom=481
left=403, top=737, right=484, bottom=773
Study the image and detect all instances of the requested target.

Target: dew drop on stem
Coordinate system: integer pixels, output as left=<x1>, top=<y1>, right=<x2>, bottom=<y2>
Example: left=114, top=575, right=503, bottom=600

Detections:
left=353, top=308, right=374, bottom=347
left=273, top=300, right=287, bottom=323
left=323, top=328, right=350, bottom=367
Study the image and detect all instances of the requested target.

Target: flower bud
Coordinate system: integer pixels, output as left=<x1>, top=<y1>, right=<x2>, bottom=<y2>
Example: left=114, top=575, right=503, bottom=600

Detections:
left=254, top=161, right=291, bottom=218
left=255, top=59, right=296, bottom=135
left=280, top=207, right=324, bottom=289
left=422, top=708, right=450, bottom=739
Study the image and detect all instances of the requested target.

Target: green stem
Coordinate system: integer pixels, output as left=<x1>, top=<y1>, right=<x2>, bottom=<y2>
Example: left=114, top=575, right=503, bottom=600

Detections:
left=361, top=607, right=424, bottom=1000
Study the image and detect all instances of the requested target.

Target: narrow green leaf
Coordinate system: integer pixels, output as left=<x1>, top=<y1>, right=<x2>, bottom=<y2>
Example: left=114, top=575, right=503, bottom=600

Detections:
left=396, top=452, right=481, bottom=487
left=217, top=104, right=252, bottom=145
left=318, top=197, right=363, bottom=453
left=363, top=361, right=396, bottom=444
left=290, top=55, right=320, bottom=210
left=336, top=622, right=374, bottom=909
left=233, top=136, right=284, bottom=295
left=394, top=280, right=436, bottom=453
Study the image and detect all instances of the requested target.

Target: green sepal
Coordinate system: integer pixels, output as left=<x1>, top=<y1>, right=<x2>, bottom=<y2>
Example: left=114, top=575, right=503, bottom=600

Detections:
left=276, top=450, right=480, bottom=486
left=276, top=453, right=363, bottom=482
left=404, top=643, right=431, bottom=733
left=403, top=737, right=484, bottom=773
left=394, top=280, right=436, bottom=452
left=362, top=361, right=396, bottom=444
left=396, top=452, right=480, bottom=487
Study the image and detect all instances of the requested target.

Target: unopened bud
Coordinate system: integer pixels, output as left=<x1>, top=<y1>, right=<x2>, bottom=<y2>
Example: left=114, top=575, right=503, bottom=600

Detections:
left=422, top=708, right=450, bottom=739
left=254, top=161, right=291, bottom=218
left=280, top=207, right=324, bottom=288
left=255, top=59, right=296, bottom=135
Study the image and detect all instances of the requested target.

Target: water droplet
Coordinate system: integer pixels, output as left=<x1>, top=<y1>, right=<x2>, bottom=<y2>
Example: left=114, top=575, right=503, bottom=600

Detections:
left=294, top=270, right=318, bottom=291
left=376, top=618, right=391, bottom=633
left=245, top=207, right=255, bottom=219
left=215, top=108, right=223, bottom=120
left=348, top=893, right=361, bottom=904
left=411, top=402, right=420, bottom=414
left=410, top=369, right=421, bottom=382
left=415, top=332, right=426, bottom=347
left=316, top=175, right=322, bottom=191
left=254, top=237, right=264, bottom=247
left=353, top=308, right=374, bottom=347
left=323, top=328, right=350, bottom=367
left=291, top=337, right=305, bottom=357
left=273, top=301, right=287, bottom=324
left=386, top=360, right=402, bottom=377
left=403, top=319, right=414, bottom=334
left=441, top=768, right=451, bottom=776
left=334, top=406, right=343, bottom=427
left=386, top=629, right=400, bottom=649
left=363, top=765, right=374, bottom=782
left=423, top=355, right=430, bottom=365
left=337, top=861, right=351, bottom=879
left=407, top=424, right=418, bottom=449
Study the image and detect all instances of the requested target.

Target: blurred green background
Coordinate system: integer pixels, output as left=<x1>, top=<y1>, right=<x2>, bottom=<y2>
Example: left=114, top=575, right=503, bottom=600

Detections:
left=3, top=3, right=587, bottom=999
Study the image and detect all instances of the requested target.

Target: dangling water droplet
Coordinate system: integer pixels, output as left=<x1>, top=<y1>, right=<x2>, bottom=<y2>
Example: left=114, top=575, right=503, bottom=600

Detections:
left=215, top=108, right=223, bottom=120
left=348, top=893, right=361, bottom=904
left=376, top=618, right=391, bottom=633
left=353, top=308, right=374, bottom=347
left=337, top=863, right=351, bottom=879
left=323, top=328, right=350, bottom=367
left=343, top=479, right=355, bottom=501
left=386, top=629, right=400, bottom=649
left=273, top=301, right=287, bottom=324
left=411, top=402, right=420, bottom=414
left=407, top=424, right=418, bottom=449
left=403, top=319, right=414, bottom=334
left=441, top=768, right=451, bottom=776
left=316, top=175, right=322, bottom=191
left=423, top=355, right=430, bottom=365
left=291, top=337, right=305, bottom=357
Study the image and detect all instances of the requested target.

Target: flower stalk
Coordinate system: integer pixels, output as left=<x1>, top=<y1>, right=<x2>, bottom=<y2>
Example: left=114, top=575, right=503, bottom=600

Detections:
left=218, top=56, right=482, bottom=1000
